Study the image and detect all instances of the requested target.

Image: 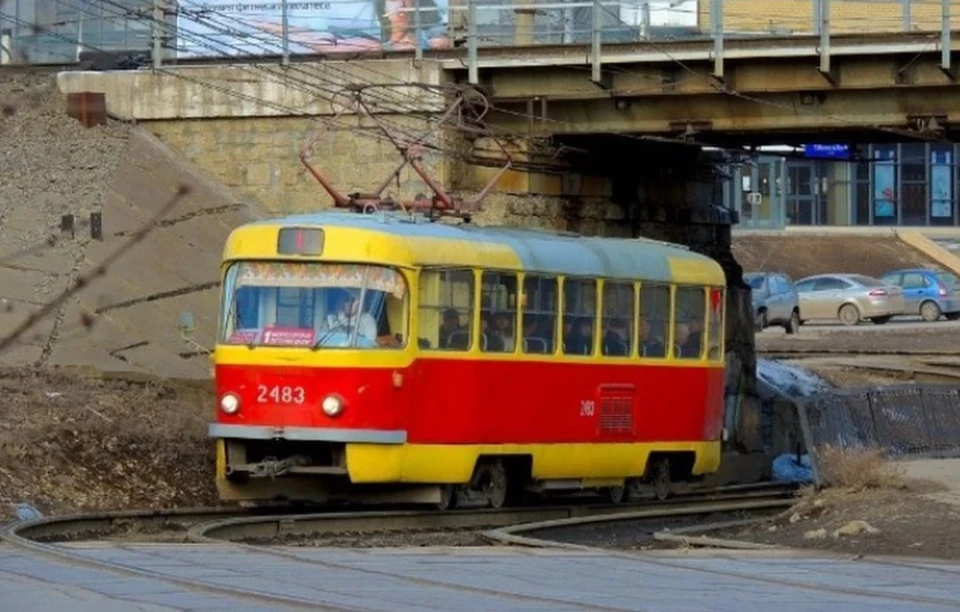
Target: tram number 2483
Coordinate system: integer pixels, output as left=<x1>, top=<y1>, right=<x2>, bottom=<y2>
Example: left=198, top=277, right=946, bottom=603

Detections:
left=579, top=400, right=595, bottom=417
left=257, top=385, right=306, bottom=404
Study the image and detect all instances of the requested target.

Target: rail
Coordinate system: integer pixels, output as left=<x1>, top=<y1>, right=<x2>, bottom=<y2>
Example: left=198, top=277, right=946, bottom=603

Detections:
left=3, top=0, right=959, bottom=84
left=0, top=484, right=795, bottom=610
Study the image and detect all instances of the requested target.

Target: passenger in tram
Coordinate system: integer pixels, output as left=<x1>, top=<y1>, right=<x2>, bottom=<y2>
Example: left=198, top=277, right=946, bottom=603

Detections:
left=522, top=314, right=549, bottom=353
left=481, top=313, right=505, bottom=352
left=563, top=316, right=593, bottom=355
left=602, top=318, right=630, bottom=356
left=673, top=323, right=691, bottom=357
left=492, top=312, right=515, bottom=352
left=685, top=319, right=703, bottom=357
left=638, top=318, right=666, bottom=357
left=438, top=308, right=462, bottom=348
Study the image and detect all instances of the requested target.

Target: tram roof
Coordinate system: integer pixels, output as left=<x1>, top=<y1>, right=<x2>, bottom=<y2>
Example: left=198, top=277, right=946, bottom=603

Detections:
left=232, top=211, right=725, bottom=286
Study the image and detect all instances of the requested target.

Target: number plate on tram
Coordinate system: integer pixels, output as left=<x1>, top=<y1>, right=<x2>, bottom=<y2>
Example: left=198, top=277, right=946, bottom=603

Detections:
left=256, top=385, right=306, bottom=404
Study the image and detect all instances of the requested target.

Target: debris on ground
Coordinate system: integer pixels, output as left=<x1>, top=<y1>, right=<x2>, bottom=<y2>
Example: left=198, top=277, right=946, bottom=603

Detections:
left=711, top=471, right=960, bottom=559
left=771, top=453, right=814, bottom=484
left=0, top=368, right=217, bottom=521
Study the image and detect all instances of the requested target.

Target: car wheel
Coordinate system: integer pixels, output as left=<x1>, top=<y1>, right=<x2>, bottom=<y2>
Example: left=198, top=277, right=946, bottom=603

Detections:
left=784, top=310, right=800, bottom=334
left=838, top=303, right=860, bottom=326
left=755, top=310, right=767, bottom=331
left=920, top=300, right=942, bottom=322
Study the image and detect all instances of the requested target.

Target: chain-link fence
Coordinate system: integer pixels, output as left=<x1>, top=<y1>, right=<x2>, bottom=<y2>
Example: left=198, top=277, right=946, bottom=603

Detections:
left=798, top=384, right=960, bottom=459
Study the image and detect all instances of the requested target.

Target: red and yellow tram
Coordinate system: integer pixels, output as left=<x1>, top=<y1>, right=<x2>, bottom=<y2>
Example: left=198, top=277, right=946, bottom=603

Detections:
left=209, top=211, right=727, bottom=509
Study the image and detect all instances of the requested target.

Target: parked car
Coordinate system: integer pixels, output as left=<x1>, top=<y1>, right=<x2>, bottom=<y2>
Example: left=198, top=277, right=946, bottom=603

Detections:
left=879, top=268, right=960, bottom=322
left=793, top=273, right=905, bottom=326
left=744, top=271, right=801, bottom=333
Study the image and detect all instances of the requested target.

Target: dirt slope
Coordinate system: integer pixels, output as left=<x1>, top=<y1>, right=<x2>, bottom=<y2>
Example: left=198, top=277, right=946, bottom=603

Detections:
left=0, top=368, right=217, bottom=520
left=0, top=72, right=258, bottom=378
left=0, top=73, right=257, bottom=516
left=732, top=234, right=941, bottom=280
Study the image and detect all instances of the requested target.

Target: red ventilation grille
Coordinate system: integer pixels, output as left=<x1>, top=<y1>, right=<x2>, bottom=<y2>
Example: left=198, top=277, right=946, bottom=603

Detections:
left=598, top=386, right=635, bottom=436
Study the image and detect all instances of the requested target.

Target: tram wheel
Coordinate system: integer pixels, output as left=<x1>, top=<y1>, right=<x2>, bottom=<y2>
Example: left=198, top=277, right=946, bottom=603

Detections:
left=651, top=458, right=672, bottom=501
left=474, top=459, right=508, bottom=510
left=606, top=485, right=625, bottom=504
left=435, top=485, right=457, bottom=511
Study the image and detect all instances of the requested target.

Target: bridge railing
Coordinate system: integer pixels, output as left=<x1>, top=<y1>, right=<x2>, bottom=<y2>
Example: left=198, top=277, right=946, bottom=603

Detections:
left=2, top=0, right=958, bottom=72
left=795, top=383, right=960, bottom=487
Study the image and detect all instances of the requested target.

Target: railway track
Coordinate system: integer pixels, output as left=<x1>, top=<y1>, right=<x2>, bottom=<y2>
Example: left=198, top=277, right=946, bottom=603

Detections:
left=1, top=483, right=796, bottom=611
left=482, top=501, right=960, bottom=610
left=762, top=349, right=960, bottom=385
left=761, top=348, right=960, bottom=359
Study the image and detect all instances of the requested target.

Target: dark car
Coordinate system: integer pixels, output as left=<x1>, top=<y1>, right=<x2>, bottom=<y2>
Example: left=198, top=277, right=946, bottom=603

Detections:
left=744, top=271, right=801, bottom=333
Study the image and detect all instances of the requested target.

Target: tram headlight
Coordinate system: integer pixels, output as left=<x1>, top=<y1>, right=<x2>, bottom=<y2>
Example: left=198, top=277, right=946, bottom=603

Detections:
left=321, top=394, right=345, bottom=417
left=220, top=393, right=240, bottom=415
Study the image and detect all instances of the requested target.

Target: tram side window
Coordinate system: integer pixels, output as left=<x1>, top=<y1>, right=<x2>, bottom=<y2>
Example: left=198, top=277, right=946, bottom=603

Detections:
left=638, top=284, right=670, bottom=358
left=481, top=272, right=518, bottom=353
left=674, top=286, right=706, bottom=360
left=707, top=287, right=724, bottom=360
left=418, top=268, right=475, bottom=351
left=562, top=278, right=597, bottom=356
left=602, top=282, right=634, bottom=357
left=522, top=275, right=558, bottom=354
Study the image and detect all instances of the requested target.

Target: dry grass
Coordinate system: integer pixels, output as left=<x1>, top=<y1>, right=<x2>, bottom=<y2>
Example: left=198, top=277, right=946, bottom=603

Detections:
left=817, top=445, right=906, bottom=491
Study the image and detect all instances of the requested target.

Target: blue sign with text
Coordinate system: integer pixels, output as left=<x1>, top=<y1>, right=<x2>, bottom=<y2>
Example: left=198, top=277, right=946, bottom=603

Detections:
left=803, top=144, right=851, bottom=160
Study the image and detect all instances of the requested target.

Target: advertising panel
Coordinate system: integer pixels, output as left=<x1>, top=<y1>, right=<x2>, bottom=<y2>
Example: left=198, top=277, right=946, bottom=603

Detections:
left=175, top=0, right=450, bottom=57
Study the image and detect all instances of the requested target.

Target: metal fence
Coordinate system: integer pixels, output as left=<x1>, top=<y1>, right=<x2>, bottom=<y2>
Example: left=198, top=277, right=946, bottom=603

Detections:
left=798, top=384, right=960, bottom=459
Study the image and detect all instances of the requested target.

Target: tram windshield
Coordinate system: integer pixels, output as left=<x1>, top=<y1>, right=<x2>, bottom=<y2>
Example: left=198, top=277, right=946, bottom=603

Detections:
left=219, top=261, right=408, bottom=349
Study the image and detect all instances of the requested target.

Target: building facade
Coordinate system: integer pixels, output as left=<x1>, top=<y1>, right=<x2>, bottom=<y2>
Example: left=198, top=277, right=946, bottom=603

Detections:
left=723, top=143, right=960, bottom=229
left=0, top=0, right=155, bottom=63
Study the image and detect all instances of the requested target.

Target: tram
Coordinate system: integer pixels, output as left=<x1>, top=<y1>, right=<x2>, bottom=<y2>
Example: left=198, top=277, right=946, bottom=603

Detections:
left=208, top=210, right=727, bottom=509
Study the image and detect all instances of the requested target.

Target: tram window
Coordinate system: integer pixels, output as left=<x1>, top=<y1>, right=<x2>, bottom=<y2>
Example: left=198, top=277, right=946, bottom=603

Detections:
left=707, top=287, right=724, bottom=360
left=674, top=286, right=706, bottom=360
left=602, top=282, right=634, bottom=357
left=220, top=262, right=408, bottom=350
left=638, top=284, right=669, bottom=358
left=418, top=268, right=475, bottom=351
left=276, top=287, right=314, bottom=328
left=562, top=278, right=596, bottom=356
left=522, top=275, right=558, bottom=354
left=481, top=272, right=517, bottom=353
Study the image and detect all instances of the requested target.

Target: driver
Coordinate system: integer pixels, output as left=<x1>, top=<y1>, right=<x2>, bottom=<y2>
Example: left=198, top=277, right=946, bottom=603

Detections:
left=327, top=294, right=378, bottom=343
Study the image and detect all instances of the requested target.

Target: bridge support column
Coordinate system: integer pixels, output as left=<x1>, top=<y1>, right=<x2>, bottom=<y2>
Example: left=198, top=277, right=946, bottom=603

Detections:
left=624, top=164, right=761, bottom=455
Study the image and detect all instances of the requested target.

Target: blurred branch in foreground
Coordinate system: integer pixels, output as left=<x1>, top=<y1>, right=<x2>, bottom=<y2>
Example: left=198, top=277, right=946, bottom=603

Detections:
left=0, top=184, right=192, bottom=356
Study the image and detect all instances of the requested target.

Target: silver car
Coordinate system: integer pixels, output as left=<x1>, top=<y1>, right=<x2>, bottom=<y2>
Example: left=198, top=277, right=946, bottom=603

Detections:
left=794, top=273, right=905, bottom=326
left=744, top=271, right=801, bottom=333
